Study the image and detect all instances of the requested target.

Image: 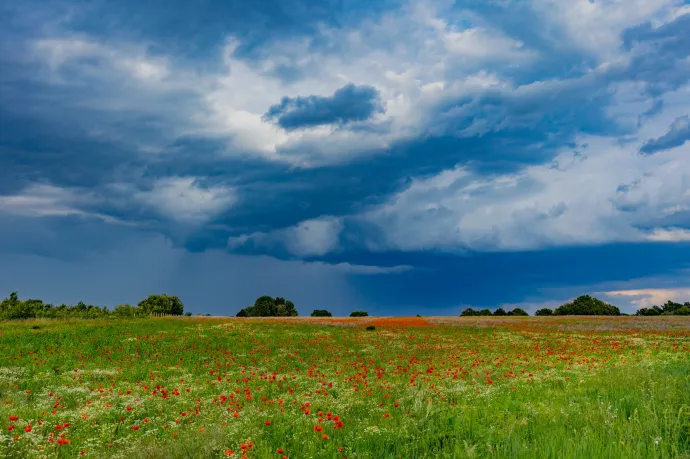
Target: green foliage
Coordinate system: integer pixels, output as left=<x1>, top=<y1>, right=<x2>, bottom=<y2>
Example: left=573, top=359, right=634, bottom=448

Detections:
left=554, top=295, right=620, bottom=316
left=137, top=294, right=184, bottom=316
left=675, top=305, right=690, bottom=315
left=350, top=311, right=369, bottom=317
left=311, top=309, right=333, bottom=317
left=0, top=292, right=112, bottom=320
left=365, top=325, right=376, bottom=331
left=237, top=296, right=298, bottom=317
left=461, top=307, right=529, bottom=317
left=535, top=308, right=553, bottom=316
left=0, top=292, right=185, bottom=320
left=637, top=301, right=690, bottom=316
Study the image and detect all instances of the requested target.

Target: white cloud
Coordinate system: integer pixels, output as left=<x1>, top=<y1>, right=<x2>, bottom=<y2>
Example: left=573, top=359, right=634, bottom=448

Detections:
left=0, top=178, right=236, bottom=226
left=229, top=216, right=343, bottom=257
left=357, top=84, right=690, bottom=252
left=0, top=183, right=124, bottom=224
left=283, top=217, right=344, bottom=257
left=529, top=0, right=681, bottom=58
left=32, top=37, right=172, bottom=84
left=26, top=1, right=541, bottom=167
left=644, top=228, right=690, bottom=242
left=602, top=288, right=690, bottom=308
left=132, top=177, right=237, bottom=223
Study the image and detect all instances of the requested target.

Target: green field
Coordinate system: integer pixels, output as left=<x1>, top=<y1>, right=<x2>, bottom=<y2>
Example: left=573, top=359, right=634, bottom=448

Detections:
left=0, top=316, right=688, bottom=458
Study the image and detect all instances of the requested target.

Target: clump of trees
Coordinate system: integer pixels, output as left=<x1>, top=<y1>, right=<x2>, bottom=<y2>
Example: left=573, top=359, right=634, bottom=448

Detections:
left=636, top=300, right=690, bottom=316
left=350, top=311, right=369, bottom=317
left=460, top=307, right=529, bottom=317
left=535, top=308, right=554, bottom=316
left=311, top=309, right=332, bottom=317
left=0, top=292, right=184, bottom=320
left=553, top=295, right=620, bottom=316
left=236, top=296, right=298, bottom=317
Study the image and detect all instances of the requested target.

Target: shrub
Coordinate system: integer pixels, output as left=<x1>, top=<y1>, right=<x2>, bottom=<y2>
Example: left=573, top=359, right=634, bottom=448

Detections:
left=535, top=308, right=553, bottom=316
left=365, top=325, right=376, bottom=331
left=508, top=308, right=529, bottom=316
left=311, top=309, right=333, bottom=317
left=554, top=295, right=620, bottom=316
left=493, top=308, right=507, bottom=316
left=350, top=311, right=369, bottom=317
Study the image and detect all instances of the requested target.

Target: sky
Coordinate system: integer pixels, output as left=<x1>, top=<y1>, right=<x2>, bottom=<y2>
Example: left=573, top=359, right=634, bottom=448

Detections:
left=2, top=0, right=690, bottom=316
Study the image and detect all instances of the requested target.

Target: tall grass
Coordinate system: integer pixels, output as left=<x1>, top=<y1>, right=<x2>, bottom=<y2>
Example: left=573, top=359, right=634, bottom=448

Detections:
left=0, top=318, right=687, bottom=458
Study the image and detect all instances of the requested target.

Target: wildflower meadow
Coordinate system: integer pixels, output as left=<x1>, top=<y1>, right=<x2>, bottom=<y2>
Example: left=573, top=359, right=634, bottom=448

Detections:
left=0, top=316, right=688, bottom=458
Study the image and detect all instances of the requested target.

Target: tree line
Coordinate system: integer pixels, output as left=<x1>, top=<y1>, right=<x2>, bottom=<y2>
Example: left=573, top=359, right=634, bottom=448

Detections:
left=234, top=296, right=369, bottom=318
left=4, top=291, right=689, bottom=321
left=0, top=292, right=185, bottom=320
left=461, top=295, right=622, bottom=317
left=635, top=300, right=690, bottom=316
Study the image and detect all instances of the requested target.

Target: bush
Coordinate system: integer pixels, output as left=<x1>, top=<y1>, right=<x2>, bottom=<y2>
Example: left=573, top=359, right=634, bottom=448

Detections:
left=365, top=325, right=376, bottom=331
left=350, top=311, right=369, bottom=317
left=508, top=308, right=529, bottom=316
left=311, top=309, right=333, bottom=317
left=535, top=308, right=553, bottom=316
left=493, top=308, right=507, bottom=316
left=554, top=295, right=620, bottom=316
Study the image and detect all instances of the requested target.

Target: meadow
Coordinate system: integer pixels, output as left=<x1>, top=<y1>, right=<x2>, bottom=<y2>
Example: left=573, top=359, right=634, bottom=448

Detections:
left=0, top=316, right=688, bottom=458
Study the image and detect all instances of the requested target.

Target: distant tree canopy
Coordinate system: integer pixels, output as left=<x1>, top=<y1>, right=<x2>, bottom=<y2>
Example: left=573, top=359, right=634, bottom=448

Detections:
left=636, top=300, right=690, bottom=316
left=138, top=294, right=184, bottom=316
left=236, top=296, right=298, bottom=317
left=0, top=292, right=184, bottom=320
left=460, top=307, right=529, bottom=317
left=311, top=309, right=332, bottom=317
left=535, top=308, right=554, bottom=316
left=554, top=295, right=620, bottom=316
left=350, top=311, right=369, bottom=317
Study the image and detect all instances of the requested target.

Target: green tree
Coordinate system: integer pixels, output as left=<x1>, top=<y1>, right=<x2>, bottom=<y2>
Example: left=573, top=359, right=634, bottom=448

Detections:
left=535, top=308, right=553, bottom=316
left=311, top=309, right=333, bottom=317
left=508, top=308, right=529, bottom=316
left=554, top=295, right=620, bottom=316
left=493, top=308, right=507, bottom=316
left=460, top=308, right=478, bottom=317
left=138, top=294, right=185, bottom=316
left=253, top=296, right=277, bottom=317
left=350, top=311, right=369, bottom=317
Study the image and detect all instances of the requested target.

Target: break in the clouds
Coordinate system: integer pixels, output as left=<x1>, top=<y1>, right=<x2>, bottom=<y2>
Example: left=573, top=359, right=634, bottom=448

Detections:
left=2, top=0, right=690, bottom=315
